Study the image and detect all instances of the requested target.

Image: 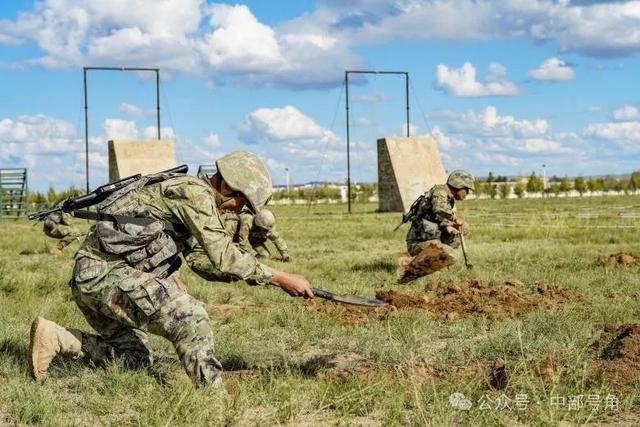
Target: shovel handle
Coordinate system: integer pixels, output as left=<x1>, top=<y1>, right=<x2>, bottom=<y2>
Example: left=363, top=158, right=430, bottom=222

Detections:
left=459, top=232, right=472, bottom=268
left=311, top=287, right=335, bottom=301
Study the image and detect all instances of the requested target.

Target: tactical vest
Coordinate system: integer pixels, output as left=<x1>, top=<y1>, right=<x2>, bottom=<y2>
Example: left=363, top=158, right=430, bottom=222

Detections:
left=406, top=186, right=454, bottom=242
left=94, top=174, right=188, bottom=278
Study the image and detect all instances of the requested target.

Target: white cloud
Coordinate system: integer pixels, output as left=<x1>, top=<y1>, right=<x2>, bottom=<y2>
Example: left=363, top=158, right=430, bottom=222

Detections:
left=238, top=105, right=339, bottom=144
left=529, top=57, right=576, bottom=81
left=235, top=105, right=375, bottom=183
left=118, top=102, right=153, bottom=117
left=431, top=126, right=467, bottom=150
left=584, top=121, right=640, bottom=141
left=612, top=105, right=639, bottom=122
left=450, top=106, right=549, bottom=138
left=103, top=119, right=139, bottom=140
left=426, top=106, right=584, bottom=176
left=142, top=126, right=175, bottom=140
left=198, top=4, right=285, bottom=72
left=434, top=62, right=518, bottom=97
left=203, top=133, right=221, bottom=149
left=486, top=62, right=507, bottom=81
left=3, top=1, right=640, bottom=90
left=474, top=152, right=520, bottom=167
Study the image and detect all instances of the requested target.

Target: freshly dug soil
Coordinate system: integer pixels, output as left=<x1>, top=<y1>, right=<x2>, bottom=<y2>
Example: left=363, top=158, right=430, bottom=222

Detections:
left=375, top=290, right=429, bottom=308
left=593, top=324, right=640, bottom=385
left=377, top=278, right=581, bottom=319
left=397, top=244, right=454, bottom=284
left=601, top=252, right=640, bottom=267
left=307, top=278, right=581, bottom=324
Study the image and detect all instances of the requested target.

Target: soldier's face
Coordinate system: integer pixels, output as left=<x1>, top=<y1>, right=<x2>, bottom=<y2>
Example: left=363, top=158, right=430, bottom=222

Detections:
left=220, top=180, right=239, bottom=197
left=454, top=188, right=469, bottom=200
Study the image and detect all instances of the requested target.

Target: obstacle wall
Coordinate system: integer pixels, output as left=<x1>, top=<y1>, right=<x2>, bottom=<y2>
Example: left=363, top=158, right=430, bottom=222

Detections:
left=108, top=140, right=177, bottom=182
left=377, top=136, right=447, bottom=212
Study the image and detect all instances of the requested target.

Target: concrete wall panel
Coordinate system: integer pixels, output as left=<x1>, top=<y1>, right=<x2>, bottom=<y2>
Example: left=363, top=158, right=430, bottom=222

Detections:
left=377, top=136, right=447, bottom=212
left=108, top=140, right=177, bottom=182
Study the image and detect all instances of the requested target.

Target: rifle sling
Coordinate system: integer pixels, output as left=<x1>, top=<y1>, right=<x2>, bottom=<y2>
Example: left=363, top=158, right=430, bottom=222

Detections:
left=71, top=210, right=182, bottom=233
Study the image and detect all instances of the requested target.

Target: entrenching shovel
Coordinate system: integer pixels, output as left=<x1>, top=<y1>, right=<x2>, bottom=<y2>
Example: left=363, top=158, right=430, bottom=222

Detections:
left=311, top=287, right=389, bottom=307
left=459, top=232, right=474, bottom=269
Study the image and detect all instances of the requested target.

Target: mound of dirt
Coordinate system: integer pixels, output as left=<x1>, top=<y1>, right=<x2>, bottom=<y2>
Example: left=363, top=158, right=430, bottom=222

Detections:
left=593, top=324, right=640, bottom=385
left=378, top=278, right=581, bottom=319
left=397, top=244, right=454, bottom=284
left=306, top=279, right=580, bottom=323
left=601, top=252, right=640, bottom=267
left=375, top=290, right=429, bottom=308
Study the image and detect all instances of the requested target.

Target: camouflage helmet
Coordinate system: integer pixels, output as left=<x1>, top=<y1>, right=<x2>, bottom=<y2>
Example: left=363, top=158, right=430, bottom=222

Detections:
left=447, top=170, right=475, bottom=191
left=216, top=151, right=273, bottom=212
left=254, top=209, right=276, bottom=230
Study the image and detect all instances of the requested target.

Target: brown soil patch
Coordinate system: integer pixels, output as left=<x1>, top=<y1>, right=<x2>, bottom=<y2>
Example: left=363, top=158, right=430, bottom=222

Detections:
left=379, top=278, right=581, bottom=319
left=375, top=290, right=429, bottom=308
left=303, top=299, right=390, bottom=325
left=306, top=278, right=580, bottom=323
left=601, top=252, right=640, bottom=267
left=593, top=324, right=640, bottom=385
left=397, top=244, right=454, bottom=284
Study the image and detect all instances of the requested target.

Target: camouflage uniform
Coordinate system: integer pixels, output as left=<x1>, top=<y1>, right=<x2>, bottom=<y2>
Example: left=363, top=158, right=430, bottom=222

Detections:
left=405, top=184, right=464, bottom=259
left=224, top=210, right=290, bottom=260
left=70, top=172, right=276, bottom=387
left=43, top=210, right=83, bottom=249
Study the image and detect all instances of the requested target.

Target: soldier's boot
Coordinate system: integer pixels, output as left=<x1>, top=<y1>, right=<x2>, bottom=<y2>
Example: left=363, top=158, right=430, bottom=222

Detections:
left=29, top=317, right=85, bottom=382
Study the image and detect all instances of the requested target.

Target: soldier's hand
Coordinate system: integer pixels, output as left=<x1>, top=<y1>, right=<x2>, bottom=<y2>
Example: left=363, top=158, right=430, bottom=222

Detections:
left=281, top=255, right=291, bottom=263
left=271, top=271, right=314, bottom=298
left=446, top=225, right=460, bottom=235
left=454, top=217, right=465, bottom=227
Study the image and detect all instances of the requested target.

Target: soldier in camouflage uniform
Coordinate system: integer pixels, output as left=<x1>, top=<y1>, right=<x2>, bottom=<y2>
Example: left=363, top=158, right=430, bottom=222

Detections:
left=43, top=205, right=84, bottom=253
left=29, top=151, right=314, bottom=387
left=406, top=170, right=475, bottom=261
left=224, top=209, right=291, bottom=262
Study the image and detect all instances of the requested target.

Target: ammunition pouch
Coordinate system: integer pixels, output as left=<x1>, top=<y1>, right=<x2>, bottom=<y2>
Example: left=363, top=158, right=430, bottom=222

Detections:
left=419, top=219, right=441, bottom=241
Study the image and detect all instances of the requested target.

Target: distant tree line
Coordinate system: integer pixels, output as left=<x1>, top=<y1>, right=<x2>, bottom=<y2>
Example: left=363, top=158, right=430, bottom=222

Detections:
left=271, top=183, right=377, bottom=203
left=28, top=186, right=82, bottom=209
left=474, top=171, right=640, bottom=199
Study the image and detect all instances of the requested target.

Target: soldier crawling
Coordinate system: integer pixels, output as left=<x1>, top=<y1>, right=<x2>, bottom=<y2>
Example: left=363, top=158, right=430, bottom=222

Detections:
left=29, top=151, right=314, bottom=388
left=405, top=170, right=475, bottom=262
left=224, top=208, right=291, bottom=262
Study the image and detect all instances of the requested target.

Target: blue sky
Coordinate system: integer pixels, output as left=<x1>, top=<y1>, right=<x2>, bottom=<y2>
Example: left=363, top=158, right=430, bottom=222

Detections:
left=0, top=0, right=639, bottom=191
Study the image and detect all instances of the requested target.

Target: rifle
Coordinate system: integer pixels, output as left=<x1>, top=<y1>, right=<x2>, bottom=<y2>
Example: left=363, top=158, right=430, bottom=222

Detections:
left=28, top=165, right=189, bottom=222
left=392, top=194, right=425, bottom=232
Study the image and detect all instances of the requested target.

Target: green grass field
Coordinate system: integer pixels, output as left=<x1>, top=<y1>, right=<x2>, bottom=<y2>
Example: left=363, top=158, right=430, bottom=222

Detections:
left=1, top=195, right=639, bottom=426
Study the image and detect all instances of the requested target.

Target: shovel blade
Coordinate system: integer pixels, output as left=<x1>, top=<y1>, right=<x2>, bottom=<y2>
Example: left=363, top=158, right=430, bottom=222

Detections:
left=312, top=287, right=389, bottom=307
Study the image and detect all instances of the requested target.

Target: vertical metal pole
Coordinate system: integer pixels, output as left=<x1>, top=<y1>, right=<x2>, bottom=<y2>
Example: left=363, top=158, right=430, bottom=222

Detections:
left=155, top=70, right=161, bottom=139
left=345, top=72, right=352, bottom=213
left=83, top=68, right=89, bottom=193
left=405, top=72, right=410, bottom=137
left=285, top=168, right=291, bottom=202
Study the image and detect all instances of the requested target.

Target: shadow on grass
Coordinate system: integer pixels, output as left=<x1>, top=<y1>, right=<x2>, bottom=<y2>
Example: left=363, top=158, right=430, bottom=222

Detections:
left=0, top=338, right=29, bottom=374
left=350, top=259, right=397, bottom=273
left=220, top=353, right=371, bottom=379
